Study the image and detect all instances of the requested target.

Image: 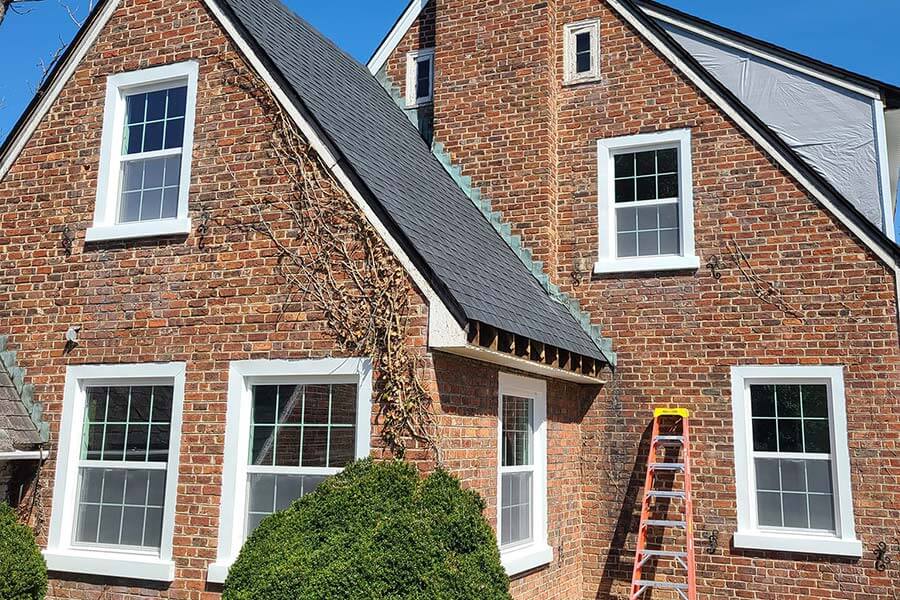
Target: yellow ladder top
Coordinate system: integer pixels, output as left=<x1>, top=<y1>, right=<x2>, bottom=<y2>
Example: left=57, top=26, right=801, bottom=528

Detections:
left=654, top=407, right=690, bottom=418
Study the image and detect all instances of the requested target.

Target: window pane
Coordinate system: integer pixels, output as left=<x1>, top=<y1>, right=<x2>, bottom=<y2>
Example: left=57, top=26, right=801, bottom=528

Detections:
left=103, top=424, right=126, bottom=460
left=148, top=425, right=170, bottom=462
left=125, top=424, right=149, bottom=461
left=121, top=506, right=146, bottom=546
left=84, top=424, right=104, bottom=460
left=278, top=385, right=304, bottom=424
left=143, top=121, right=164, bottom=152
left=416, top=59, right=431, bottom=99
left=806, top=460, right=833, bottom=494
left=129, top=387, right=152, bottom=422
left=126, top=125, right=144, bottom=154
left=164, top=156, right=181, bottom=186
left=301, top=426, right=328, bottom=467
left=331, top=385, right=357, bottom=425
left=75, top=504, right=100, bottom=544
left=164, top=117, right=185, bottom=150
left=274, top=475, right=303, bottom=512
left=575, top=31, right=591, bottom=53
left=614, top=153, right=634, bottom=178
left=809, top=494, right=836, bottom=531
left=124, top=470, right=150, bottom=505
left=303, top=385, right=330, bottom=424
left=615, top=178, right=635, bottom=203
left=617, top=232, right=637, bottom=258
left=248, top=474, right=276, bottom=514
left=750, top=385, right=775, bottom=417
left=329, top=428, right=356, bottom=467
left=576, top=51, right=591, bottom=74
left=804, top=420, right=830, bottom=453
left=616, top=206, right=637, bottom=232
left=778, top=419, right=803, bottom=452
left=126, top=93, right=146, bottom=124
left=802, top=385, right=828, bottom=418
left=275, top=426, right=301, bottom=467
left=247, top=474, right=325, bottom=537
left=101, top=469, right=126, bottom=503
left=776, top=385, right=801, bottom=417
left=81, top=468, right=103, bottom=503
left=144, top=508, right=163, bottom=548
left=779, top=459, right=806, bottom=492
left=659, top=229, right=679, bottom=255
left=635, top=151, right=656, bottom=175
left=757, top=491, right=782, bottom=527
left=782, top=493, right=809, bottom=528
left=140, top=189, right=163, bottom=221
left=152, top=386, right=173, bottom=422
left=107, top=388, right=129, bottom=421
left=87, top=387, right=108, bottom=421
left=657, top=173, right=678, bottom=198
left=122, top=161, right=144, bottom=192
left=658, top=203, right=679, bottom=229
left=755, top=458, right=780, bottom=491
left=501, top=472, right=533, bottom=546
left=752, top=418, right=777, bottom=452
left=167, top=87, right=187, bottom=118
left=637, top=231, right=658, bottom=256
left=253, top=386, right=278, bottom=424
left=657, top=148, right=678, bottom=173
left=146, top=90, right=167, bottom=121
left=162, top=189, right=179, bottom=219
left=144, top=158, right=165, bottom=188
left=148, top=471, right=166, bottom=506
left=251, top=426, right=275, bottom=466
left=635, top=176, right=656, bottom=201
left=98, top=505, right=123, bottom=544
left=637, top=206, right=657, bottom=230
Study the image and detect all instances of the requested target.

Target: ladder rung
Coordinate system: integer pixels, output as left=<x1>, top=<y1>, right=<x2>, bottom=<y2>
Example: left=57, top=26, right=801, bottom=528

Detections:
left=639, top=550, right=688, bottom=559
left=634, top=580, right=689, bottom=591
left=649, top=462, right=684, bottom=471
left=643, top=519, right=686, bottom=529
left=646, top=490, right=686, bottom=500
left=654, top=435, right=684, bottom=445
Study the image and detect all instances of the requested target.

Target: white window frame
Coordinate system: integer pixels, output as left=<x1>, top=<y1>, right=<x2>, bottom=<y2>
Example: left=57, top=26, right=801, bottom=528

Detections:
left=405, top=48, right=435, bottom=108
left=86, top=62, right=199, bottom=243
left=496, top=373, right=552, bottom=576
left=207, top=358, right=373, bottom=583
left=45, top=363, right=186, bottom=581
left=595, top=129, right=699, bottom=274
left=564, top=20, right=601, bottom=84
left=730, top=365, right=862, bottom=557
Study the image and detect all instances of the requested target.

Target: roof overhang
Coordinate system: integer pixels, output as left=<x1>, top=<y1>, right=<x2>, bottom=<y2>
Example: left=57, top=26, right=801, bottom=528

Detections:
left=367, top=0, right=429, bottom=74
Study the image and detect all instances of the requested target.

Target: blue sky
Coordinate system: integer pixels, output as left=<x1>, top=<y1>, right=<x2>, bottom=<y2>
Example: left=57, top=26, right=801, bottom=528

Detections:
left=0, top=0, right=898, bottom=142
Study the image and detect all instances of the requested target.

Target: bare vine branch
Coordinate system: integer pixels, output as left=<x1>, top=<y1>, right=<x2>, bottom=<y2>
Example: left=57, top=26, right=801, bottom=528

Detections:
left=726, top=237, right=804, bottom=320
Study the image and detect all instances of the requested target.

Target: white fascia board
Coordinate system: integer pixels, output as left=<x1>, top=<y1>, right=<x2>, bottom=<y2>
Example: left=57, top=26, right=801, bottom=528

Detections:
left=436, top=345, right=606, bottom=385
left=874, top=100, right=896, bottom=240
left=367, top=0, right=432, bottom=74
left=608, top=0, right=898, bottom=271
left=202, top=0, right=466, bottom=348
left=0, top=0, right=123, bottom=182
left=643, top=7, right=882, bottom=101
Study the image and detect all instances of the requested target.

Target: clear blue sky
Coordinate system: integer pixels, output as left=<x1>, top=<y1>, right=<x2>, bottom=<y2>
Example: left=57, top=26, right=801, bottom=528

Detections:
left=1, top=0, right=898, bottom=142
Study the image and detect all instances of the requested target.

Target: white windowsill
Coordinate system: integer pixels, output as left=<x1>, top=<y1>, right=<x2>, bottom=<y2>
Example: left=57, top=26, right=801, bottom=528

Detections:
left=564, top=75, right=601, bottom=86
left=43, top=548, right=176, bottom=581
left=207, top=560, right=233, bottom=584
left=500, top=542, right=553, bottom=577
left=594, top=254, right=700, bottom=274
left=733, top=531, right=862, bottom=557
left=85, top=217, right=192, bottom=242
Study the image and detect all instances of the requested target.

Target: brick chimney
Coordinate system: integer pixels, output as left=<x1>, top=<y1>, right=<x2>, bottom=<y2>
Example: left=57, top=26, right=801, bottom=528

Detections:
left=431, top=0, right=562, bottom=273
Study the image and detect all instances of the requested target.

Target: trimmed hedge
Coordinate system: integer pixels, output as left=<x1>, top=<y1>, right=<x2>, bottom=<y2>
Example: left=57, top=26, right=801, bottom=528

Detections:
left=0, top=502, right=47, bottom=600
left=223, top=459, right=511, bottom=600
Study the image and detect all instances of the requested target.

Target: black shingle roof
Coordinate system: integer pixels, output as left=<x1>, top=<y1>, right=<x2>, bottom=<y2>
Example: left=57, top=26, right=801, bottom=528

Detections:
left=218, top=0, right=612, bottom=363
left=0, top=363, right=41, bottom=453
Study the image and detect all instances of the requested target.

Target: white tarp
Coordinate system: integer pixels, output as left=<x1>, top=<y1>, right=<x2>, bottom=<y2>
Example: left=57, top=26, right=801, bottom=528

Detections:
left=661, top=22, right=885, bottom=229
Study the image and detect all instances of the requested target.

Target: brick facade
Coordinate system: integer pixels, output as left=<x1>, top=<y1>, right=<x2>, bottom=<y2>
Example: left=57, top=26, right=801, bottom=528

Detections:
left=383, top=0, right=900, bottom=598
left=0, top=0, right=597, bottom=598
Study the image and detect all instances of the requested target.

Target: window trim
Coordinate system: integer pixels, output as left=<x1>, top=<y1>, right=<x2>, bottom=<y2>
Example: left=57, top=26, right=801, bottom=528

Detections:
left=45, top=363, right=186, bottom=581
left=730, top=365, right=862, bottom=557
left=496, top=373, right=552, bottom=576
left=405, top=48, right=435, bottom=108
left=564, top=20, right=601, bottom=84
left=207, top=358, right=373, bottom=584
left=595, top=129, right=699, bottom=274
left=86, top=62, right=199, bottom=243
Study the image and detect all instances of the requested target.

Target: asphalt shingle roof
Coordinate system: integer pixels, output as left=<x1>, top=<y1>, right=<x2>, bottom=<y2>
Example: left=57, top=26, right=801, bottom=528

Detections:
left=0, top=363, right=41, bottom=453
left=219, top=0, right=611, bottom=362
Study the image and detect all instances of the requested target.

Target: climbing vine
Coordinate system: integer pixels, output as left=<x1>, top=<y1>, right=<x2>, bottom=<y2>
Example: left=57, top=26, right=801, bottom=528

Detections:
left=214, top=68, right=440, bottom=462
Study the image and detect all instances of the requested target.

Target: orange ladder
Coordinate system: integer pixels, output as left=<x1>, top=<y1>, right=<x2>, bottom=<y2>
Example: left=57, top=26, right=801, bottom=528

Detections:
left=630, top=408, right=697, bottom=600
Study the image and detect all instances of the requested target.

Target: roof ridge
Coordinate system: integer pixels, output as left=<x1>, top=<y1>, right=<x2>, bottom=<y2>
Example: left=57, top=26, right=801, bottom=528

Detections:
left=0, top=336, right=49, bottom=447
left=375, top=77, right=615, bottom=365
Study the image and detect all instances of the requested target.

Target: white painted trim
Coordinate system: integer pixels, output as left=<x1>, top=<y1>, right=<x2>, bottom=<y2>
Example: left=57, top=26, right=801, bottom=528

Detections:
left=730, top=365, right=861, bottom=557
left=563, top=20, right=601, bottom=85
left=596, top=129, right=697, bottom=272
left=207, top=358, right=374, bottom=584
left=89, top=61, right=199, bottom=242
left=0, top=449, right=48, bottom=461
left=436, top=345, right=606, bottom=385
left=497, top=373, right=551, bottom=576
left=874, top=99, right=896, bottom=241
left=367, top=0, right=431, bottom=74
left=46, top=362, right=186, bottom=581
left=643, top=7, right=882, bottom=100
left=201, top=0, right=467, bottom=352
left=405, top=48, right=435, bottom=108
left=0, top=0, right=123, bottom=182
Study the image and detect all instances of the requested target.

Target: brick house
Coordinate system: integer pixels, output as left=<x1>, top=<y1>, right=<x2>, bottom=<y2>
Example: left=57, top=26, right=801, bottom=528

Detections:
left=0, top=0, right=897, bottom=599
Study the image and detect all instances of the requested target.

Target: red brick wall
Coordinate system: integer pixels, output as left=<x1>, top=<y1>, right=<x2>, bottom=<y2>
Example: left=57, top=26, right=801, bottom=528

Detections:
left=384, top=1, right=900, bottom=598
left=0, top=1, right=594, bottom=598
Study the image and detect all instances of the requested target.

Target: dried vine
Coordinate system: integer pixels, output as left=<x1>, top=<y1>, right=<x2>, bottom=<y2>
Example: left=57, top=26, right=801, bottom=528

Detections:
left=215, top=68, right=440, bottom=462
left=725, top=237, right=804, bottom=319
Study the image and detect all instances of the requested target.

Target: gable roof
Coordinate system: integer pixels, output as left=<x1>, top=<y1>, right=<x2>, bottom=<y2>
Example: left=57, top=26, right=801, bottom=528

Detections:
left=0, top=0, right=615, bottom=366
left=368, top=0, right=900, bottom=269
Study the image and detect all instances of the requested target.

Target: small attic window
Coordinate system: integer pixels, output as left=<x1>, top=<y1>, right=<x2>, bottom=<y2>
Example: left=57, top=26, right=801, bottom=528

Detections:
left=406, top=48, right=434, bottom=108
left=564, top=20, right=600, bottom=84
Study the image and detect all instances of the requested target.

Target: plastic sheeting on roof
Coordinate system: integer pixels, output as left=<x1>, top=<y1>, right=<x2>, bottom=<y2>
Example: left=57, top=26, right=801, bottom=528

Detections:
left=661, top=22, right=886, bottom=231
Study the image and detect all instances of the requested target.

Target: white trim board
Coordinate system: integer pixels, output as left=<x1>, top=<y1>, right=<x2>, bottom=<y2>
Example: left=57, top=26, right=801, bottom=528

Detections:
left=367, top=0, right=431, bottom=74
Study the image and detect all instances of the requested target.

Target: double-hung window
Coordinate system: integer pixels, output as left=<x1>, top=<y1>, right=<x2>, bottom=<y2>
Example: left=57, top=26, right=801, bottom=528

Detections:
left=405, top=48, right=435, bottom=107
left=731, top=366, right=861, bottom=557
left=46, top=363, right=186, bottom=581
left=208, top=358, right=373, bottom=583
left=596, top=129, right=699, bottom=273
left=88, top=62, right=198, bottom=242
left=564, top=20, right=600, bottom=84
left=497, top=373, right=551, bottom=576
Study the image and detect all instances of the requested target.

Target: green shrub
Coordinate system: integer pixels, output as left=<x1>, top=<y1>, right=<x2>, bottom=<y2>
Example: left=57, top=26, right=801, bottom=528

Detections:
left=0, top=502, right=47, bottom=600
left=223, top=459, right=511, bottom=600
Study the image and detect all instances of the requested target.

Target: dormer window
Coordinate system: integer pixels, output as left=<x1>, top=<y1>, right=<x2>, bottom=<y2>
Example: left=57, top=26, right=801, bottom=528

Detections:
left=87, top=62, right=199, bottom=242
left=405, top=48, right=434, bottom=107
left=564, top=21, right=600, bottom=84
